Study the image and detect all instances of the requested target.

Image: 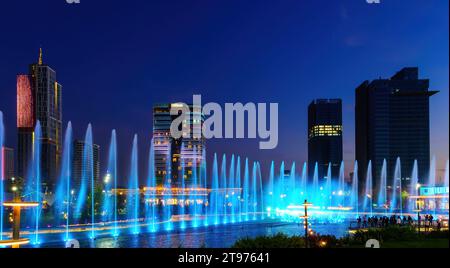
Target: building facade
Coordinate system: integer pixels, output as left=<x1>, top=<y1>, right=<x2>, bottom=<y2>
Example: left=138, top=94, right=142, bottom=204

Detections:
left=308, top=99, right=343, bottom=181
left=71, top=140, right=100, bottom=192
left=2, top=147, right=14, bottom=181
left=355, top=67, right=437, bottom=194
left=153, top=103, right=205, bottom=187
left=17, top=49, right=62, bottom=191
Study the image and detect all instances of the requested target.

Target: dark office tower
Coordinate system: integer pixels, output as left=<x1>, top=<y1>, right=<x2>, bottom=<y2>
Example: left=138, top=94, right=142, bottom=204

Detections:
left=2, top=147, right=14, bottom=181
left=355, top=67, right=437, bottom=193
left=71, top=140, right=100, bottom=192
left=17, top=49, right=62, bottom=191
left=153, top=103, right=205, bottom=186
left=308, top=99, right=343, bottom=181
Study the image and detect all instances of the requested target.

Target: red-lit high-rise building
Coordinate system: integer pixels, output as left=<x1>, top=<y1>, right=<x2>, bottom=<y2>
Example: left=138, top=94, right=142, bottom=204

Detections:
left=17, top=49, right=62, bottom=192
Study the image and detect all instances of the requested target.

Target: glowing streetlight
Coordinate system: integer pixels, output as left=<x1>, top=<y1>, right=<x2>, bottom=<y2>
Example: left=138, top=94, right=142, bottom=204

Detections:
left=1, top=201, right=39, bottom=248
left=299, top=199, right=313, bottom=248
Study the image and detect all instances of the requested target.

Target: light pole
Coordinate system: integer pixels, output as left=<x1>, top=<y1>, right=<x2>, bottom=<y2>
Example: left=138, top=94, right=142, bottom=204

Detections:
left=413, top=199, right=422, bottom=235
left=300, top=199, right=313, bottom=248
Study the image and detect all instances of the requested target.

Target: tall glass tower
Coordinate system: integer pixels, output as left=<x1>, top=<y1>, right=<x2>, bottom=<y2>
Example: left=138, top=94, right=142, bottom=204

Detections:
left=355, top=67, right=438, bottom=194
left=17, top=49, right=62, bottom=192
left=308, top=99, right=343, bottom=180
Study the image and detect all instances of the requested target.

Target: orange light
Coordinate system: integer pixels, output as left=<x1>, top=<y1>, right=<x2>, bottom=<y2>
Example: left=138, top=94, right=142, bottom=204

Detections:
left=2, top=202, right=39, bottom=208
left=0, top=238, right=30, bottom=247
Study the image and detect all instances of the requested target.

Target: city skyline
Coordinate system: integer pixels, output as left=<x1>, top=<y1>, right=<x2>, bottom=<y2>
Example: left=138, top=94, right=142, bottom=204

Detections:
left=0, top=0, right=448, bottom=184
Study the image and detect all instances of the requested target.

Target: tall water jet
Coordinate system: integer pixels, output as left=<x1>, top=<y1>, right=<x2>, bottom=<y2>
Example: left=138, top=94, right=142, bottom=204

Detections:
left=74, top=124, right=93, bottom=228
left=325, top=163, right=332, bottom=207
left=243, top=158, right=250, bottom=221
left=229, top=155, right=235, bottom=223
left=163, top=143, right=173, bottom=231
left=312, top=162, right=319, bottom=204
left=179, top=143, right=187, bottom=229
left=201, top=147, right=208, bottom=226
left=252, top=162, right=257, bottom=220
left=210, top=153, right=219, bottom=225
left=105, top=130, right=118, bottom=236
left=408, top=160, right=419, bottom=214
left=279, top=161, right=285, bottom=208
left=31, top=121, right=42, bottom=244
left=301, top=162, right=307, bottom=197
left=363, top=161, right=373, bottom=216
left=268, top=161, right=275, bottom=215
left=289, top=162, right=296, bottom=205
left=391, top=157, right=402, bottom=215
left=257, top=162, right=264, bottom=220
left=338, top=161, right=345, bottom=206
left=146, top=138, right=157, bottom=232
left=220, top=154, right=227, bottom=224
left=127, top=135, right=140, bottom=234
left=350, top=161, right=359, bottom=216
left=102, top=130, right=116, bottom=224
left=377, top=159, right=387, bottom=214
left=428, top=156, right=436, bottom=216
left=54, top=122, right=72, bottom=241
left=235, top=156, right=242, bottom=222
left=191, top=146, right=200, bottom=228
left=0, top=111, right=4, bottom=241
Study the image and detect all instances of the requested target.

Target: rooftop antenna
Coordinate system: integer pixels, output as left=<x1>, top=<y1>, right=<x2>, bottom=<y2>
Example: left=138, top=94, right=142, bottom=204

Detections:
left=38, top=47, right=43, bottom=65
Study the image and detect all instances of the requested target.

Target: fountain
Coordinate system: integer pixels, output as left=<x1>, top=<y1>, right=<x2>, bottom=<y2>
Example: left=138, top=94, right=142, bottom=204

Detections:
left=428, top=156, right=436, bottom=216
left=325, top=163, right=332, bottom=207
left=408, top=160, right=419, bottom=214
left=127, top=135, right=140, bottom=234
left=350, top=161, right=359, bottom=216
left=257, top=162, right=265, bottom=220
left=235, top=156, right=242, bottom=223
left=377, top=159, right=387, bottom=214
left=391, top=157, right=402, bottom=215
left=146, top=138, right=157, bottom=233
left=243, top=158, right=251, bottom=221
left=25, top=121, right=42, bottom=244
left=267, top=161, right=275, bottom=216
left=289, top=162, right=296, bottom=205
left=337, top=161, right=345, bottom=206
left=363, top=161, right=373, bottom=216
left=105, top=130, right=118, bottom=236
left=190, top=146, right=200, bottom=228
left=229, top=155, right=235, bottom=223
left=54, top=122, right=72, bottom=241
left=210, top=153, right=219, bottom=225
left=252, top=162, right=257, bottom=220
left=201, top=147, right=208, bottom=227
left=163, top=144, right=173, bottom=231
left=312, top=162, right=319, bottom=204
left=220, top=154, right=227, bottom=224
left=2, top=109, right=449, bottom=247
left=301, top=162, right=307, bottom=196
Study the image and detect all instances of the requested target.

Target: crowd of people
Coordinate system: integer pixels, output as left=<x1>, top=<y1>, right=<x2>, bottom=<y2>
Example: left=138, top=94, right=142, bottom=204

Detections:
left=355, top=214, right=444, bottom=231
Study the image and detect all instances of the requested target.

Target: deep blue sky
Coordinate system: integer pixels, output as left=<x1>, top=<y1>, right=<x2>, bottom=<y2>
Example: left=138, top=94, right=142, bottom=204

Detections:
left=0, top=0, right=448, bottom=185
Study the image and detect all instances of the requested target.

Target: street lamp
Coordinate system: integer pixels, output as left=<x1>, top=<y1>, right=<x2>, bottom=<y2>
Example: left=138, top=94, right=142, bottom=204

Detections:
left=413, top=199, right=422, bottom=235
left=299, top=199, right=313, bottom=248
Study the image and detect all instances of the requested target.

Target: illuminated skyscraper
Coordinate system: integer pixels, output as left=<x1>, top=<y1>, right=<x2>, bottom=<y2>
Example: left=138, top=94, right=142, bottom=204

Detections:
left=17, top=49, right=62, bottom=191
left=308, top=99, right=343, bottom=180
left=153, top=103, right=205, bottom=186
left=355, top=67, right=437, bottom=192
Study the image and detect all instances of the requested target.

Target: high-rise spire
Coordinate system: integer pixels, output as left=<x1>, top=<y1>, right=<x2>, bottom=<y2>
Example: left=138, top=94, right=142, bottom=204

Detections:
left=38, top=47, right=43, bottom=65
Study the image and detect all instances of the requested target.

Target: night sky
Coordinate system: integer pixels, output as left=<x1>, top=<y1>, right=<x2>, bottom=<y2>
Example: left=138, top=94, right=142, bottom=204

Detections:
left=0, top=0, right=448, bottom=185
